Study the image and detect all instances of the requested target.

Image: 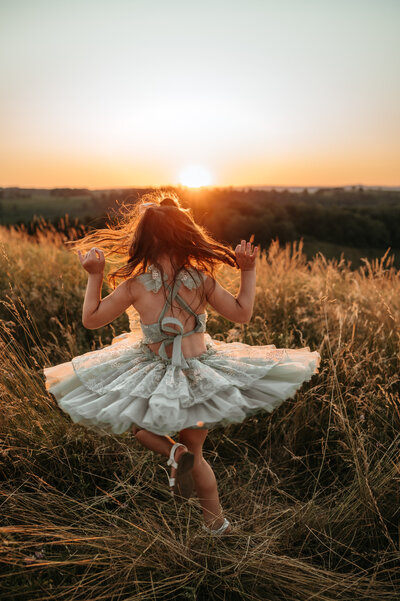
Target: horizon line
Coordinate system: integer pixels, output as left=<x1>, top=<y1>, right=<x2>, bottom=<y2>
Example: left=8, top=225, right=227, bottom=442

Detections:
left=1, top=183, right=400, bottom=191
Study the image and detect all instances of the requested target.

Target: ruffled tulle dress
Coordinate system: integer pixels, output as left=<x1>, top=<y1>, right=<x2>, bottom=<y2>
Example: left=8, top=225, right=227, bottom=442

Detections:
left=43, top=265, right=321, bottom=437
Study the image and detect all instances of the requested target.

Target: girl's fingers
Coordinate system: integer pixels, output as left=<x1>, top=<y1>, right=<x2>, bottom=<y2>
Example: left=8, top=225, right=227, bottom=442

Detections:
left=77, top=248, right=106, bottom=269
left=88, top=247, right=105, bottom=260
left=235, top=245, right=244, bottom=259
left=236, top=240, right=258, bottom=261
left=236, top=240, right=248, bottom=254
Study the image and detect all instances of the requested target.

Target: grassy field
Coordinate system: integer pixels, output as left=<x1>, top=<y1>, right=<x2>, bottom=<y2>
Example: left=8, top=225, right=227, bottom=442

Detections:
left=0, top=225, right=399, bottom=600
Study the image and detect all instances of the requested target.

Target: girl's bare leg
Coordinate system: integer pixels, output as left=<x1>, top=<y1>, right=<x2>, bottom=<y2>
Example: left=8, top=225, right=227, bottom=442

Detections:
left=133, top=426, right=190, bottom=486
left=179, top=428, right=231, bottom=531
left=133, top=426, right=176, bottom=457
left=133, top=426, right=230, bottom=532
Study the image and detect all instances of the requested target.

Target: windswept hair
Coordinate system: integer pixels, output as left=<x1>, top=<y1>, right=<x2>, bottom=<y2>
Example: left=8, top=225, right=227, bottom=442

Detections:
left=66, top=191, right=237, bottom=303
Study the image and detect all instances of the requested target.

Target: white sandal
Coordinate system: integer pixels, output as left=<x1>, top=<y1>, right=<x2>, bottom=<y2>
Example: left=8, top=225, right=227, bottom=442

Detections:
left=202, top=517, right=231, bottom=536
left=167, top=442, right=195, bottom=502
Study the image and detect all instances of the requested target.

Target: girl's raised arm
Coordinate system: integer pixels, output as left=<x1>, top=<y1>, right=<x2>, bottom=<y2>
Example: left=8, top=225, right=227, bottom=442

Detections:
left=205, top=240, right=258, bottom=323
left=77, top=248, right=135, bottom=329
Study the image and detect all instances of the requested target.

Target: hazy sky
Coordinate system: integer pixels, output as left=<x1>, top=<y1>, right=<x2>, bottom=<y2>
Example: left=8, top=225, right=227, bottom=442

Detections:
left=1, top=0, right=399, bottom=188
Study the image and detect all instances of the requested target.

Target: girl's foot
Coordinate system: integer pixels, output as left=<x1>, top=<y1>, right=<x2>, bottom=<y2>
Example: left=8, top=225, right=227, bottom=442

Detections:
left=202, top=517, right=232, bottom=536
left=167, top=442, right=195, bottom=502
left=169, top=443, right=186, bottom=481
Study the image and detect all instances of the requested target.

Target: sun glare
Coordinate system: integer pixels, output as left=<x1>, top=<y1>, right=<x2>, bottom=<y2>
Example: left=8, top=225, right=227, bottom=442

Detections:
left=178, top=165, right=212, bottom=188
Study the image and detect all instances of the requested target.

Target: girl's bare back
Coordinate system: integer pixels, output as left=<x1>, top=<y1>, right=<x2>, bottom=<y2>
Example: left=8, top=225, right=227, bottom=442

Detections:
left=129, top=257, right=208, bottom=360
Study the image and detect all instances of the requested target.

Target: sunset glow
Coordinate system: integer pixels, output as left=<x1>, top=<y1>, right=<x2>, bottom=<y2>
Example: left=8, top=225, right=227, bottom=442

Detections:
left=178, top=165, right=213, bottom=188
left=0, top=1, right=399, bottom=188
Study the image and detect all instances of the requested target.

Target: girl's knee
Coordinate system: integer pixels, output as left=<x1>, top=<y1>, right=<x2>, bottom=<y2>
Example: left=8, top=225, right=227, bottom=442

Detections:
left=181, top=437, right=207, bottom=466
left=183, top=442, right=205, bottom=466
left=192, top=454, right=207, bottom=470
left=179, top=435, right=205, bottom=466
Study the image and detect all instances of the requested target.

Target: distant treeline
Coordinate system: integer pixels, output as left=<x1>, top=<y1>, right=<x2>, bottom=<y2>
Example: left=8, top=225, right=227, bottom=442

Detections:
left=185, top=188, right=400, bottom=249
left=1, top=186, right=400, bottom=250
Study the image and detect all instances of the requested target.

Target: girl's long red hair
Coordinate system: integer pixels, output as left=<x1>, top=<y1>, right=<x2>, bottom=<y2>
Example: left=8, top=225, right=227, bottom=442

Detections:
left=66, top=191, right=237, bottom=298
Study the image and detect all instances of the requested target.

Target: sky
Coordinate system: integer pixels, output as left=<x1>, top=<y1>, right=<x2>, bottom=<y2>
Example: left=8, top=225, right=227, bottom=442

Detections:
left=0, top=0, right=399, bottom=188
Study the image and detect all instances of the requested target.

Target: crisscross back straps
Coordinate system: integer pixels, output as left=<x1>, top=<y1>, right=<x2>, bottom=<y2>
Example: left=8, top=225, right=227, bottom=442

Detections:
left=157, top=279, right=203, bottom=368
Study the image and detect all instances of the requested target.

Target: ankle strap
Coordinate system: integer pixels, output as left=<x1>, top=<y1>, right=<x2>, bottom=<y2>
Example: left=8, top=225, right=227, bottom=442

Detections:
left=202, top=517, right=230, bottom=535
left=167, top=442, right=185, bottom=468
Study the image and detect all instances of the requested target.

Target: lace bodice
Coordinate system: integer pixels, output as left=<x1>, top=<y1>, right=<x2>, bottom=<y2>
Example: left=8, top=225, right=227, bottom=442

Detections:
left=135, top=264, right=207, bottom=368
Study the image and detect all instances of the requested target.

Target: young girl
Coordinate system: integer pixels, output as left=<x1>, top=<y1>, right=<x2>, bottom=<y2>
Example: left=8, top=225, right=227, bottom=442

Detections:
left=43, top=192, right=320, bottom=537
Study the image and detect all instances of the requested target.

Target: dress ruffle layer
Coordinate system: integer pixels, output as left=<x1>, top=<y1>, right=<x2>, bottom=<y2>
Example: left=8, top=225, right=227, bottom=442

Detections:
left=43, top=333, right=321, bottom=436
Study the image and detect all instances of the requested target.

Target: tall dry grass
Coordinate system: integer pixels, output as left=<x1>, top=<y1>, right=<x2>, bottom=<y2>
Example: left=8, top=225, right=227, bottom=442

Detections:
left=0, top=225, right=399, bottom=600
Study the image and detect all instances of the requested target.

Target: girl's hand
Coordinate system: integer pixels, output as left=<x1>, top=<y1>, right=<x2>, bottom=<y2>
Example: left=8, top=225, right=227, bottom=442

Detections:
left=77, top=247, right=105, bottom=274
left=235, top=239, right=258, bottom=271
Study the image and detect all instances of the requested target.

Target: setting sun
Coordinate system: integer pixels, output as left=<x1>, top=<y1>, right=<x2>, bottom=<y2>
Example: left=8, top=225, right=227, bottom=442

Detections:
left=178, top=165, right=213, bottom=188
